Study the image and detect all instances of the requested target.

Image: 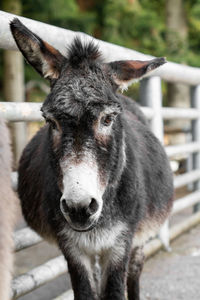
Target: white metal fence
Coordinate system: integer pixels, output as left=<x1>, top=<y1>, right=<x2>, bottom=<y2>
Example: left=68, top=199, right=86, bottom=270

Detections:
left=1, top=10, right=200, bottom=300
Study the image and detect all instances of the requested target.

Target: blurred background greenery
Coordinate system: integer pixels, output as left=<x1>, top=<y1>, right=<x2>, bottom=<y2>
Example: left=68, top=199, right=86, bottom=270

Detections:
left=22, top=0, right=200, bottom=66
left=1, top=0, right=200, bottom=100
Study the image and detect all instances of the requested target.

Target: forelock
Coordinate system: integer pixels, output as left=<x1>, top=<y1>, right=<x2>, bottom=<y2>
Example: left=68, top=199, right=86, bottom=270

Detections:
left=67, top=37, right=102, bottom=67
left=41, top=37, right=120, bottom=119
left=42, top=79, right=118, bottom=120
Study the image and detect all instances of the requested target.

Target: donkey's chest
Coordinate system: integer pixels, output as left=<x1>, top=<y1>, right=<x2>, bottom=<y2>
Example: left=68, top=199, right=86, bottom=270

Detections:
left=65, top=222, right=127, bottom=255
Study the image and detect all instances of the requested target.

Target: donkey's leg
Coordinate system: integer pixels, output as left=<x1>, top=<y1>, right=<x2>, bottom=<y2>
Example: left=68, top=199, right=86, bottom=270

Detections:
left=67, top=257, right=97, bottom=300
left=100, top=238, right=132, bottom=300
left=59, top=243, right=97, bottom=300
left=127, top=247, right=145, bottom=300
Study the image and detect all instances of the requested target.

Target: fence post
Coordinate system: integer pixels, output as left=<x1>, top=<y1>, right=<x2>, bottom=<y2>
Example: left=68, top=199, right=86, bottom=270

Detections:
left=3, top=50, right=26, bottom=164
left=191, top=85, right=200, bottom=212
left=139, top=77, right=171, bottom=251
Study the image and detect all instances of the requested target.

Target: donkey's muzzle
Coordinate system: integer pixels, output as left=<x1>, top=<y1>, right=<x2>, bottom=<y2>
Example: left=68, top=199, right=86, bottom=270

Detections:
left=60, top=197, right=99, bottom=231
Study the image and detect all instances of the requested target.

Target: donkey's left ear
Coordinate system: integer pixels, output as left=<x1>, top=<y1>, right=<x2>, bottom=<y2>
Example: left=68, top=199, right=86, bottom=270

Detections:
left=10, top=18, right=64, bottom=80
left=107, top=57, right=166, bottom=91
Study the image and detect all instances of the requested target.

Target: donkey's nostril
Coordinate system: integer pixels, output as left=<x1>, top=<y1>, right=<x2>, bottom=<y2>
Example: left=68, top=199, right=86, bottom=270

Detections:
left=61, top=197, right=99, bottom=219
left=61, top=199, right=69, bottom=213
left=88, top=198, right=98, bottom=215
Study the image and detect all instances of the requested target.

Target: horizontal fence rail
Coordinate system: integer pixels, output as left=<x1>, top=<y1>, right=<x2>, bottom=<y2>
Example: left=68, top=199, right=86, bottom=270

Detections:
left=162, top=107, right=200, bottom=120
left=0, top=102, right=43, bottom=122
left=166, top=142, right=200, bottom=157
left=14, top=227, right=42, bottom=252
left=174, top=170, right=200, bottom=189
left=173, top=191, right=200, bottom=214
left=2, top=102, right=200, bottom=122
left=1, top=10, right=200, bottom=85
left=11, top=256, right=67, bottom=299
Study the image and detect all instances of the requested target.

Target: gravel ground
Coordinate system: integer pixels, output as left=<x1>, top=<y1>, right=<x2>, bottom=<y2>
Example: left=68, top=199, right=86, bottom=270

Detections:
left=14, top=224, right=200, bottom=300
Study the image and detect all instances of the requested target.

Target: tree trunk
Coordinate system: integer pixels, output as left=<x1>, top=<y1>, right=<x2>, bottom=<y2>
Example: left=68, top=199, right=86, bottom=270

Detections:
left=3, top=50, right=26, bottom=163
left=166, top=0, right=189, bottom=138
left=2, top=0, right=26, bottom=165
left=76, top=0, right=95, bottom=11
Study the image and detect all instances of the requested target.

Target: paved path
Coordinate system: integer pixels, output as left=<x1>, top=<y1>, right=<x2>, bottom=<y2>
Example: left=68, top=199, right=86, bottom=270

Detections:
left=141, top=224, right=200, bottom=300
left=15, top=224, right=200, bottom=300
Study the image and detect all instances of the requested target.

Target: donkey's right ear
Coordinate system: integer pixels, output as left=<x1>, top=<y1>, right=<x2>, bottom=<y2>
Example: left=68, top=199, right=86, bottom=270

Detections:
left=10, top=18, right=64, bottom=80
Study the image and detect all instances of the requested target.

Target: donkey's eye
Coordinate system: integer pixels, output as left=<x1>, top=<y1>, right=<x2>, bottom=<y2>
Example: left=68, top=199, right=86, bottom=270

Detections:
left=101, top=115, right=113, bottom=127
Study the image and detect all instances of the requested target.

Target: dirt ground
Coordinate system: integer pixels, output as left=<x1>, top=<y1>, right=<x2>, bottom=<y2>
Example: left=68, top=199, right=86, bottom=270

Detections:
left=14, top=222, right=200, bottom=300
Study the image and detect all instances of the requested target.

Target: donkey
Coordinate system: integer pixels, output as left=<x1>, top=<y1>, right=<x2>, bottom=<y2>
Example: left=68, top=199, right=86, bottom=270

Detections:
left=0, top=117, right=17, bottom=300
left=11, top=18, right=174, bottom=300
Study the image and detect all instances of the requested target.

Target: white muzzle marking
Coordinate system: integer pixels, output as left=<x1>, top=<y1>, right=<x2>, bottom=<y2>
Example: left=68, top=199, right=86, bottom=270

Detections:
left=61, top=155, right=104, bottom=222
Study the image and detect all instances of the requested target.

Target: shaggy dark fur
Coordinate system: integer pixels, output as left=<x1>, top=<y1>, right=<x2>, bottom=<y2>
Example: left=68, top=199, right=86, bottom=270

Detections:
left=0, top=117, right=17, bottom=300
left=11, top=18, right=174, bottom=300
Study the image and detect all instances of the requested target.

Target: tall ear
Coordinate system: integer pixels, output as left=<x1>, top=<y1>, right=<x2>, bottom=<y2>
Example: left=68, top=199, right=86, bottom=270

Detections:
left=107, top=57, right=166, bottom=91
left=10, top=18, right=64, bottom=80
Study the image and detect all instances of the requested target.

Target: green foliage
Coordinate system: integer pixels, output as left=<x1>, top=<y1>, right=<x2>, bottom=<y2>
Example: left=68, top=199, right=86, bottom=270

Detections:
left=22, top=0, right=97, bottom=35
left=102, top=0, right=165, bottom=56
left=21, top=0, right=200, bottom=67
left=1, top=0, right=200, bottom=102
left=188, top=0, right=200, bottom=66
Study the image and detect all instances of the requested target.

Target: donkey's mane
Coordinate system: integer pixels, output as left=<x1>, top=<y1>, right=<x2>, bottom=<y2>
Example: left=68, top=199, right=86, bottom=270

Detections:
left=67, top=37, right=101, bottom=67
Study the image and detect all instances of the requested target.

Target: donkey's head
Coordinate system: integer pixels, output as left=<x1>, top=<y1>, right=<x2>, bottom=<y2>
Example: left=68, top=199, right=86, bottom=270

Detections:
left=11, top=18, right=166, bottom=232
